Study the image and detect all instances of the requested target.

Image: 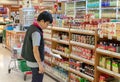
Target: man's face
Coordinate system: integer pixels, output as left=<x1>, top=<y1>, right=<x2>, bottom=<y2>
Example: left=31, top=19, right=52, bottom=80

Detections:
left=40, top=20, right=50, bottom=29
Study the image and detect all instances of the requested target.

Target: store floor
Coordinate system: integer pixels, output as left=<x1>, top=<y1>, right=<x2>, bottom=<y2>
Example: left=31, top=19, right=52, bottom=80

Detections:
left=0, top=44, right=56, bottom=82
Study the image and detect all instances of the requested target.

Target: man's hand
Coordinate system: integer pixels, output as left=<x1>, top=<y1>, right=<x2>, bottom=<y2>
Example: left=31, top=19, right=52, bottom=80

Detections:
left=38, top=64, right=45, bottom=74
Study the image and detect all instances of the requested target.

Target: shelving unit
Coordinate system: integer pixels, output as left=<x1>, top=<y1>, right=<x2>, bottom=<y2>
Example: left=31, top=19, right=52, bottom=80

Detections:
left=5, top=30, right=25, bottom=50
left=64, top=0, right=120, bottom=21
left=45, top=24, right=120, bottom=82
left=46, top=21, right=96, bottom=81
left=42, top=1, right=120, bottom=82
left=44, top=27, right=69, bottom=82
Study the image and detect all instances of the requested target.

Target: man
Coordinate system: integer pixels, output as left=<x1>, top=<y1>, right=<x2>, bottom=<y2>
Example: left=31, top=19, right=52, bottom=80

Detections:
left=21, top=11, right=53, bottom=82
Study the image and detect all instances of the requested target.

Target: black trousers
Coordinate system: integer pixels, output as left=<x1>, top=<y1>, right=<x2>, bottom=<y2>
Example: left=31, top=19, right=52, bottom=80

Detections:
left=31, top=68, right=44, bottom=82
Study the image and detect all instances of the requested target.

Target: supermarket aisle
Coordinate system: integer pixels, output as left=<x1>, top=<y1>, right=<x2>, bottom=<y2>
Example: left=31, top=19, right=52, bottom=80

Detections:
left=0, top=44, right=56, bottom=82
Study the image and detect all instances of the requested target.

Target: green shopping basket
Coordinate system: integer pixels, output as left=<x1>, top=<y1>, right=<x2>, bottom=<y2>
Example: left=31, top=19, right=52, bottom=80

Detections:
left=17, top=59, right=31, bottom=72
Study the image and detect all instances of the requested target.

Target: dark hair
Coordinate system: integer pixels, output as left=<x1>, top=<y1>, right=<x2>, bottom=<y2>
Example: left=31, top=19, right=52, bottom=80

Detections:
left=37, top=11, right=53, bottom=23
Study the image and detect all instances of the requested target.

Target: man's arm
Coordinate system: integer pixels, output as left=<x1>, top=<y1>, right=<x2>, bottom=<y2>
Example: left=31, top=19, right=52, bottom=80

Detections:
left=32, top=31, right=44, bottom=73
left=33, top=46, right=41, bottom=65
left=33, top=46, right=44, bottom=73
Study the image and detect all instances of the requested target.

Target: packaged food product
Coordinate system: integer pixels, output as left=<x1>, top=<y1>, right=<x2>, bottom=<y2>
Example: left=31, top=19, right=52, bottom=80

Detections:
left=99, top=56, right=108, bottom=68
left=112, top=60, right=119, bottom=73
left=106, top=58, right=112, bottom=70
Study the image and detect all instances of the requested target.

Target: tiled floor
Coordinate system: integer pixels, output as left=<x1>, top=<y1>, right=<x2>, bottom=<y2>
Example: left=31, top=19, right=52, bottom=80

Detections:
left=0, top=44, right=56, bottom=82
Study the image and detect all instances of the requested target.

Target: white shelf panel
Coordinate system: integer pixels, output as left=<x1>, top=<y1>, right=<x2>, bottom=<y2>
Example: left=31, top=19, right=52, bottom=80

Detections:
left=97, top=66, right=120, bottom=80
left=70, top=29, right=95, bottom=35
left=69, top=67, right=94, bottom=82
left=70, top=55, right=94, bottom=66
left=52, top=38, right=69, bottom=45
left=70, top=41, right=95, bottom=50
left=96, top=48, right=120, bottom=59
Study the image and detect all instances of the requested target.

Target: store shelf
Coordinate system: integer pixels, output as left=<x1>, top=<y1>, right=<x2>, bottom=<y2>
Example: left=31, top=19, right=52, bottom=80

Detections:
left=70, top=41, right=95, bottom=50
left=52, top=38, right=69, bottom=45
left=96, top=48, right=120, bottom=59
left=45, top=69, right=65, bottom=82
left=69, top=67, right=94, bottom=82
left=70, top=29, right=95, bottom=35
left=70, top=55, right=94, bottom=66
left=97, top=66, right=120, bottom=79
left=52, top=49, right=69, bottom=58
left=52, top=27, right=69, bottom=32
